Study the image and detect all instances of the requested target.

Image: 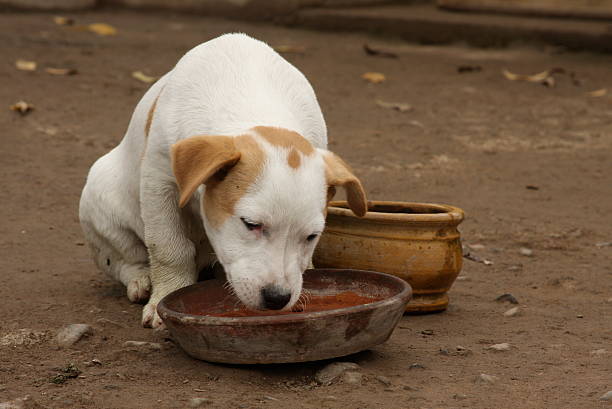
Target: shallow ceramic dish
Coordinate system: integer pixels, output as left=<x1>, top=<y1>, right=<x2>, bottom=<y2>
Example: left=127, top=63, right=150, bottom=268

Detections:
left=157, top=268, right=411, bottom=364
left=314, top=201, right=464, bottom=313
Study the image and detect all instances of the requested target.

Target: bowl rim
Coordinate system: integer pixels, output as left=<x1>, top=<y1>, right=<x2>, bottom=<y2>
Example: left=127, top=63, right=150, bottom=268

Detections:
left=328, top=200, right=465, bottom=223
left=157, top=269, right=412, bottom=326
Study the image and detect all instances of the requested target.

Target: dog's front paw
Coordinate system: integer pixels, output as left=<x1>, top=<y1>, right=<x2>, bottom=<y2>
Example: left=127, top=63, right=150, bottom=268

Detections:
left=142, top=302, right=165, bottom=330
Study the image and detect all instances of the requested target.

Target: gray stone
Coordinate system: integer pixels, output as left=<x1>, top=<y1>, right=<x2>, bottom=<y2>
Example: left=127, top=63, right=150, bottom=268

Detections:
left=341, top=371, right=362, bottom=385
left=0, top=0, right=96, bottom=10
left=188, top=398, right=212, bottom=407
left=600, top=391, right=612, bottom=401
left=488, top=343, right=511, bottom=351
left=503, top=307, right=520, bottom=317
left=56, top=324, right=92, bottom=347
left=476, top=373, right=497, bottom=384
left=123, top=341, right=162, bottom=350
left=315, top=362, right=359, bottom=385
left=374, top=375, right=391, bottom=386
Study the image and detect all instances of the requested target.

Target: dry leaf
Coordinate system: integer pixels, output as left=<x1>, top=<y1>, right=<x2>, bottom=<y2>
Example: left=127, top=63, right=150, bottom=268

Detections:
left=363, top=44, right=398, bottom=59
left=587, top=88, right=607, bottom=97
left=10, top=101, right=34, bottom=115
left=362, top=72, right=386, bottom=84
left=541, top=76, right=555, bottom=88
left=502, top=69, right=550, bottom=83
left=88, top=23, right=117, bottom=36
left=45, top=67, right=78, bottom=76
left=132, top=71, right=156, bottom=83
left=53, top=16, right=74, bottom=26
left=274, top=45, right=306, bottom=54
left=15, top=59, right=37, bottom=71
left=375, top=99, right=412, bottom=112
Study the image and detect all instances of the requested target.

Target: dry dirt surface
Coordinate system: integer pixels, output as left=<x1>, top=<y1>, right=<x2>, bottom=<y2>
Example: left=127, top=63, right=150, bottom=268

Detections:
left=1, top=10, right=611, bottom=409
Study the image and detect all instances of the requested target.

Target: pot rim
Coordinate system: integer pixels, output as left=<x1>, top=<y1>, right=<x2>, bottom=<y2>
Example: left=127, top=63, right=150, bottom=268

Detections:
left=328, top=200, right=464, bottom=224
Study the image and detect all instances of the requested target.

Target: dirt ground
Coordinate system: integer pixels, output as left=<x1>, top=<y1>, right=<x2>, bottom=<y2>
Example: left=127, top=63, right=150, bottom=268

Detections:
left=1, top=10, right=611, bottom=409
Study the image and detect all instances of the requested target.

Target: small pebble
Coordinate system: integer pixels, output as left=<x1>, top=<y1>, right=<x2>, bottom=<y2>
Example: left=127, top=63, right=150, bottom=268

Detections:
left=488, top=343, right=511, bottom=351
left=496, top=293, right=519, bottom=304
left=84, top=358, right=102, bottom=367
left=503, top=307, right=520, bottom=317
left=188, top=397, right=212, bottom=407
left=374, top=375, right=391, bottom=386
left=507, top=265, right=522, bottom=272
left=315, top=362, right=359, bottom=385
left=420, top=329, right=434, bottom=336
left=476, top=373, right=497, bottom=384
left=453, top=393, right=468, bottom=400
left=519, top=247, right=533, bottom=257
left=600, top=391, right=612, bottom=401
left=56, top=324, right=92, bottom=347
left=408, top=363, right=425, bottom=370
left=595, top=242, right=612, bottom=248
left=341, top=371, right=362, bottom=385
left=455, top=346, right=472, bottom=356
left=576, top=314, right=584, bottom=319
left=123, top=341, right=162, bottom=350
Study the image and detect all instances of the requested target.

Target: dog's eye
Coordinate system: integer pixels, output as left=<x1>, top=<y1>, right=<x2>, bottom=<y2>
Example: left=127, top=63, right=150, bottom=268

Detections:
left=241, top=217, right=262, bottom=231
left=306, top=233, right=318, bottom=242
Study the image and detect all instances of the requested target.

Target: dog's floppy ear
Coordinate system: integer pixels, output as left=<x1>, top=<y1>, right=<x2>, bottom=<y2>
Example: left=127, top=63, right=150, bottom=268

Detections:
left=171, top=135, right=241, bottom=208
left=323, top=151, right=368, bottom=217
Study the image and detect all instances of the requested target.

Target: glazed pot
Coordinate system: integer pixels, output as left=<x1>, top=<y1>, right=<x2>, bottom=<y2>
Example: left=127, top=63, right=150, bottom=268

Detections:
left=313, top=201, right=464, bottom=313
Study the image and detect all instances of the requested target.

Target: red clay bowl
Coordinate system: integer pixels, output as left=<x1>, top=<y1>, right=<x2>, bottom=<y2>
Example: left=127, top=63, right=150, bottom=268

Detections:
left=157, top=268, right=412, bottom=364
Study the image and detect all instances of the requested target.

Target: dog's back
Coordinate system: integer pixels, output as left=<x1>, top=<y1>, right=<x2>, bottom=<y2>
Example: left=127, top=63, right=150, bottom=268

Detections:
left=151, top=33, right=327, bottom=149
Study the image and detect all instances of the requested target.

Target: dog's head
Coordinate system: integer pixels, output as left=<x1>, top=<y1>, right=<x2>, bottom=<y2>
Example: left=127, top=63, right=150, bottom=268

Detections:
left=171, top=126, right=366, bottom=310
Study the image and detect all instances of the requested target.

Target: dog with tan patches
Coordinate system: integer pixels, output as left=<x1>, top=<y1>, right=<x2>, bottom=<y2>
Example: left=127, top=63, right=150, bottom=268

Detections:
left=79, top=33, right=366, bottom=328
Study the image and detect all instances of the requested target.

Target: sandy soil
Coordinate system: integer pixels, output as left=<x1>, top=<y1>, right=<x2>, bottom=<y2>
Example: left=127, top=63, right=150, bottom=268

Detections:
left=1, top=10, right=611, bottom=409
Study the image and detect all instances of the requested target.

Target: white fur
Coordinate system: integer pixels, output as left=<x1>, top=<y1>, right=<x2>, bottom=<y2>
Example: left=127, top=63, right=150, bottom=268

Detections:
left=79, top=34, right=330, bottom=328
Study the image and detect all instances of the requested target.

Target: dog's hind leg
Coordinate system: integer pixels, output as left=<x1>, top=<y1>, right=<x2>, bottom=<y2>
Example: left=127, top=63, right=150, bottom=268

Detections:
left=80, top=216, right=151, bottom=303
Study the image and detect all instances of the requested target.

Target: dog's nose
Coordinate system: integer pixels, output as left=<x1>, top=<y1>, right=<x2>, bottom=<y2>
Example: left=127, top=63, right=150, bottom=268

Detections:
left=261, top=285, right=291, bottom=310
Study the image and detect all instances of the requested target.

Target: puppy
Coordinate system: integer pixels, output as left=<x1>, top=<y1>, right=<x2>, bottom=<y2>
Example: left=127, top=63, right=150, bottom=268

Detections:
left=79, top=33, right=367, bottom=328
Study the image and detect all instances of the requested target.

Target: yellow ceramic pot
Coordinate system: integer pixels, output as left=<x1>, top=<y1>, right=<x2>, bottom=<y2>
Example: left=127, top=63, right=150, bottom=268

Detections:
left=314, top=201, right=464, bottom=313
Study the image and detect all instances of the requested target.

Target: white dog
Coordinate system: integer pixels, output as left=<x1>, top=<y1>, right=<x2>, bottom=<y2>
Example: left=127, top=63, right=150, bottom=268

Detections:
left=79, top=33, right=367, bottom=329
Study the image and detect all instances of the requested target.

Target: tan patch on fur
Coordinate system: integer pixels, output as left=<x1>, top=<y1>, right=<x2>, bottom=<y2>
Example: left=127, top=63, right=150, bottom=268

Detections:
left=287, top=148, right=301, bottom=169
left=254, top=126, right=314, bottom=156
left=141, top=87, right=164, bottom=162
left=172, top=135, right=241, bottom=208
left=203, top=134, right=265, bottom=229
left=145, top=94, right=160, bottom=138
left=324, top=153, right=367, bottom=217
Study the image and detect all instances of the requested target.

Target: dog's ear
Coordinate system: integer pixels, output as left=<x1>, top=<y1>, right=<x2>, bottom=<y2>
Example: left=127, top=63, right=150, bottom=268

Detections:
left=171, top=135, right=241, bottom=208
left=323, top=151, right=367, bottom=217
